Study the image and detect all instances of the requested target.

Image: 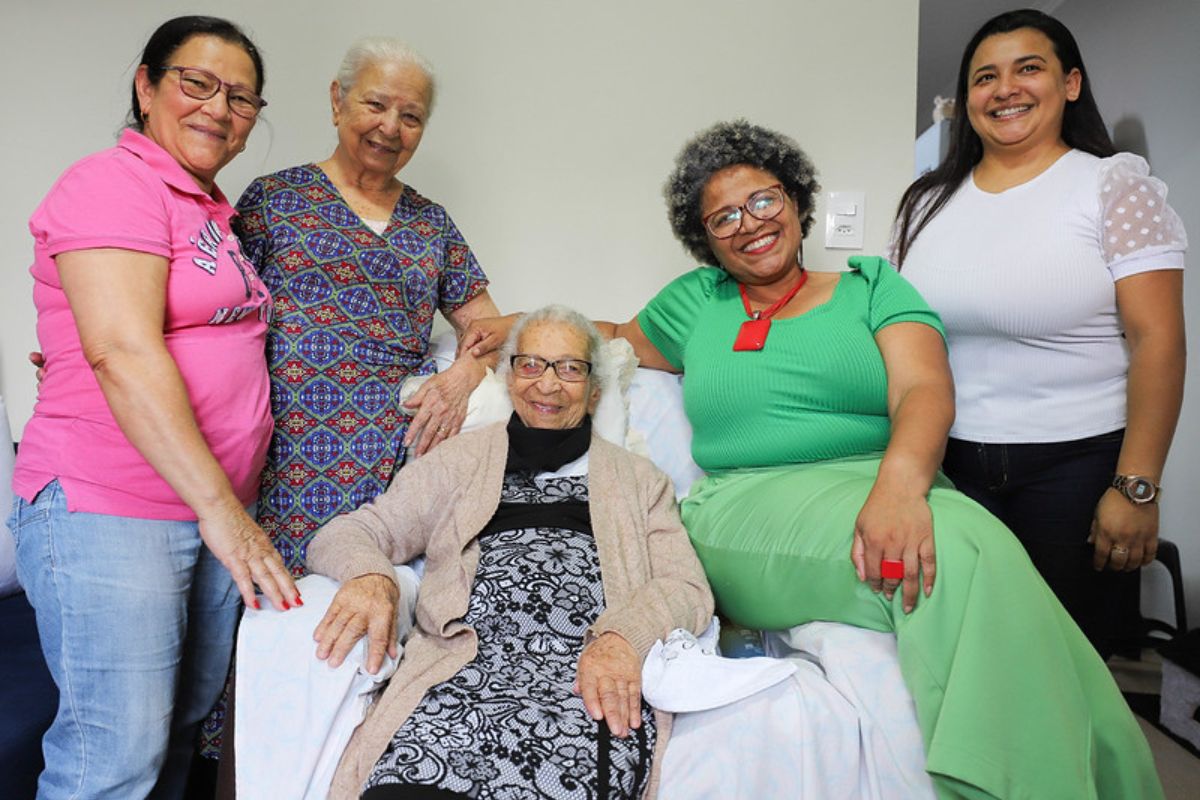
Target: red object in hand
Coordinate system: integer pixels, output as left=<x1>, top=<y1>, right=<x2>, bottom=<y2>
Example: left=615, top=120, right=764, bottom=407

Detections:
left=880, top=559, right=905, bottom=580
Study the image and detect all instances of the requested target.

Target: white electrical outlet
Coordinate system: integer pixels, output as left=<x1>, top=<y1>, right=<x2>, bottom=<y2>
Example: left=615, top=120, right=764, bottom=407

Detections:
left=825, top=191, right=865, bottom=250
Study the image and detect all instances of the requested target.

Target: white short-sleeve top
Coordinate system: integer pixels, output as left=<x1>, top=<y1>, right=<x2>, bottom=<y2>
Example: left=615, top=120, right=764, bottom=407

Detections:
left=898, top=149, right=1187, bottom=443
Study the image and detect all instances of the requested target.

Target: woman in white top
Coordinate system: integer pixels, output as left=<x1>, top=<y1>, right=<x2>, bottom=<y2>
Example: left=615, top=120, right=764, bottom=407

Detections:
left=892, top=8, right=1186, bottom=657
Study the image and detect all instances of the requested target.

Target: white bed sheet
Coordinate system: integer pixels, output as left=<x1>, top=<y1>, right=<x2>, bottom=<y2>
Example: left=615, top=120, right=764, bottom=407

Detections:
left=657, top=623, right=932, bottom=799
left=235, top=566, right=420, bottom=800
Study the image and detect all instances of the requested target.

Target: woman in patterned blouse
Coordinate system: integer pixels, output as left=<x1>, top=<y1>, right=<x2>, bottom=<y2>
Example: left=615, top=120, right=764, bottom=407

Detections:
left=234, top=37, right=503, bottom=576
left=199, top=36, right=504, bottom=762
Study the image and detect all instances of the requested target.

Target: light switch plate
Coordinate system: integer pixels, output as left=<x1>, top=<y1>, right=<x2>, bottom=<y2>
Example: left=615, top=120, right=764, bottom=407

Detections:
left=825, top=191, right=865, bottom=249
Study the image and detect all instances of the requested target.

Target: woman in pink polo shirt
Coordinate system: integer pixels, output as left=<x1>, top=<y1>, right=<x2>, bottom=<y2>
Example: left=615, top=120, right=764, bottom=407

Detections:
left=9, top=16, right=298, bottom=799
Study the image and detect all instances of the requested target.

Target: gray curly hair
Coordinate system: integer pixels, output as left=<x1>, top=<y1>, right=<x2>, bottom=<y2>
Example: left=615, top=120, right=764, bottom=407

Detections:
left=496, top=305, right=609, bottom=391
left=664, top=120, right=821, bottom=265
left=334, top=37, right=437, bottom=115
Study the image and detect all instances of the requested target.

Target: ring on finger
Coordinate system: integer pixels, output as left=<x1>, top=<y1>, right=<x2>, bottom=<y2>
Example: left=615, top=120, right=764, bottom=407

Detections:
left=880, top=559, right=905, bottom=580
left=1111, top=545, right=1129, bottom=555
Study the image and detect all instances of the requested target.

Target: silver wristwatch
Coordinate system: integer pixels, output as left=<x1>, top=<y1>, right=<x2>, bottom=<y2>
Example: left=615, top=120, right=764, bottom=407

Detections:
left=1111, top=474, right=1161, bottom=505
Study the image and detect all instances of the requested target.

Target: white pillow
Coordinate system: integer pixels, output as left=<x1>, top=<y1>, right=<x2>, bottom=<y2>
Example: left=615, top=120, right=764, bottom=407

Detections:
left=626, top=369, right=704, bottom=499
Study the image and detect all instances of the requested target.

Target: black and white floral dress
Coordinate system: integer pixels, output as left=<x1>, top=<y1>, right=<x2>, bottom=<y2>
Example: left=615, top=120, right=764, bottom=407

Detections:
left=362, top=459, right=656, bottom=799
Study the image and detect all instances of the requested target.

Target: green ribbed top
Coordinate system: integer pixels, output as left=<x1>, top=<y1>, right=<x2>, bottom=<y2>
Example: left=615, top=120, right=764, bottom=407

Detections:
left=638, top=256, right=943, bottom=472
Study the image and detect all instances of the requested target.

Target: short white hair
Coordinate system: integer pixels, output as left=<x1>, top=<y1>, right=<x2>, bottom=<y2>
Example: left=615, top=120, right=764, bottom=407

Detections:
left=496, top=305, right=609, bottom=393
left=334, top=37, right=436, bottom=114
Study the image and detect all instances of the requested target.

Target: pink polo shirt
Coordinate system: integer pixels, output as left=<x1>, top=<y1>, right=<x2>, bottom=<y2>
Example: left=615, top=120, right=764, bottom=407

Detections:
left=13, top=130, right=274, bottom=520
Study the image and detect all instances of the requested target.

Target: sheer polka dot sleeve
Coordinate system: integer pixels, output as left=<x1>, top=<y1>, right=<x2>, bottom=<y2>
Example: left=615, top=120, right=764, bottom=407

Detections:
left=1098, top=153, right=1187, bottom=280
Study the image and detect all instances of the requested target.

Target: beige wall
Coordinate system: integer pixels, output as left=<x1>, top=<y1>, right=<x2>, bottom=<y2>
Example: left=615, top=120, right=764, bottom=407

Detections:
left=0, top=0, right=920, bottom=437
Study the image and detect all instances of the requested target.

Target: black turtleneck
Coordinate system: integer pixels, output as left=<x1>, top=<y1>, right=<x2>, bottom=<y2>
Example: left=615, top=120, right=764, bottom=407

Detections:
left=478, top=414, right=593, bottom=537
left=504, top=412, right=592, bottom=474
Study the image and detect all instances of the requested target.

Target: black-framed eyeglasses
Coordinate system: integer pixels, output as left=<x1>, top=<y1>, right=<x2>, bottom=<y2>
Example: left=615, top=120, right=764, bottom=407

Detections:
left=161, top=66, right=267, bottom=119
left=510, top=354, right=592, bottom=383
left=703, top=184, right=787, bottom=239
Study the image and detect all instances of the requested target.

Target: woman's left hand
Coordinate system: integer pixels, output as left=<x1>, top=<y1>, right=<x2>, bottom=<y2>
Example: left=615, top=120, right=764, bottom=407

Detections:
left=1089, top=489, right=1158, bottom=572
left=852, top=487, right=936, bottom=614
left=575, top=632, right=642, bottom=738
left=858, top=322, right=951, bottom=614
left=402, top=354, right=486, bottom=457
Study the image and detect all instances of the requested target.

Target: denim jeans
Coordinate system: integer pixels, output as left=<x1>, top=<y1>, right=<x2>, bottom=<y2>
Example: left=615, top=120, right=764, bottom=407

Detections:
left=9, top=481, right=241, bottom=800
left=942, top=430, right=1140, bottom=658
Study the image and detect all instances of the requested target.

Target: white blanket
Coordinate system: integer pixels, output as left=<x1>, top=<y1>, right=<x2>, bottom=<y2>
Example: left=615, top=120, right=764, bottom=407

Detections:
left=235, top=566, right=420, bottom=800
left=656, top=622, right=934, bottom=799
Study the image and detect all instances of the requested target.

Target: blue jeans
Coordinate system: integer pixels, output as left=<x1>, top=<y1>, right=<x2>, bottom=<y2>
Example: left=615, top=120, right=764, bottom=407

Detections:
left=941, top=430, right=1140, bottom=657
left=9, top=481, right=242, bottom=800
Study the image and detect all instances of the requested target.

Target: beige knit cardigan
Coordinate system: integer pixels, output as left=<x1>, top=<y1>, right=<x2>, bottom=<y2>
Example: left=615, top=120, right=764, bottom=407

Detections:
left=307, top=421, right=714, bottom=798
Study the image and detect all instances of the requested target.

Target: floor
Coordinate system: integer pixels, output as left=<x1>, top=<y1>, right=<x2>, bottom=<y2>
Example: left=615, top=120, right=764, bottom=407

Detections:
left=1109, top=650, right=1200, bottom=799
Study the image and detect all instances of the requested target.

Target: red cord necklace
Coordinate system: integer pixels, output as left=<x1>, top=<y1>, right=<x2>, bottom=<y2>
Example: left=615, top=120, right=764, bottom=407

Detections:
left=733, top=269, right=808, bottom=351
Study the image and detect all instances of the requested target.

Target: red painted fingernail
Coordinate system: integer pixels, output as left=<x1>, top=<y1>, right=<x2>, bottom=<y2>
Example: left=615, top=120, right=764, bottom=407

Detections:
left=294, top=596, right=304, bottom=607
left=281, top=599, right=290, bottom=610
left=252, top=599, right=261, bottom=610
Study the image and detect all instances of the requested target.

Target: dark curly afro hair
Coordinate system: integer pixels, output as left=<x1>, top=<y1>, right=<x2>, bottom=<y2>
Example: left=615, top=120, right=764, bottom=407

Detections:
left=664, top=120, right=820, bottom=265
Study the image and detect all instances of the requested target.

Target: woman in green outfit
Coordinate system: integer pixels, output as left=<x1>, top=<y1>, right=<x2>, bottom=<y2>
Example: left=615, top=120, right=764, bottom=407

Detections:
left=468, top=119, right=1162, bottom=799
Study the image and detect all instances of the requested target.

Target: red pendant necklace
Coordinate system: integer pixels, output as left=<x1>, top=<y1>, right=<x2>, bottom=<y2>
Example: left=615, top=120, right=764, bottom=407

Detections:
left=733, top=269, right=808, bottom=351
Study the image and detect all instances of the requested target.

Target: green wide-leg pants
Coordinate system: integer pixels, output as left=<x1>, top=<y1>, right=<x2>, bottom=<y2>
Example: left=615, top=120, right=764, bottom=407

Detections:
left=682, top=455, right=1162, bottom=800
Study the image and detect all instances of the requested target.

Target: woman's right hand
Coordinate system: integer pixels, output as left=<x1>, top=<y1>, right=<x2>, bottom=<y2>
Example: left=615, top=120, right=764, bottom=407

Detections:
left=313, top=573, right=400, bottom=674
left=197, top=502, right=299, bottom=613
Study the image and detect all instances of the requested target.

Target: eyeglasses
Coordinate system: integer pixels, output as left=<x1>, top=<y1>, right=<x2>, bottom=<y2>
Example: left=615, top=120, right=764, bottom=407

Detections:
left=703, top=184, right=787, bottom=239
left=510, top=354, right=592, bottom=383
left=162, top=66, right=267, bottom=119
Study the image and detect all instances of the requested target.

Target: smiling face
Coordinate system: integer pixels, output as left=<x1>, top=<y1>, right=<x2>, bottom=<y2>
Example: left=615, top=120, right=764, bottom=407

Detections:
left=331, top=60, right=431, bottom=181
left=135, top=35, right=259, bottom=192
left=508, top=322, right=600, bottom=430
left=701, top=164, right=804, bottom=288
left=965, top=27, right=1081, bottom=158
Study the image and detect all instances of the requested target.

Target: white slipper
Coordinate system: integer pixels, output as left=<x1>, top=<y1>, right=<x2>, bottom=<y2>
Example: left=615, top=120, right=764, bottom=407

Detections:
left=642, top=618, right=797, bottom=712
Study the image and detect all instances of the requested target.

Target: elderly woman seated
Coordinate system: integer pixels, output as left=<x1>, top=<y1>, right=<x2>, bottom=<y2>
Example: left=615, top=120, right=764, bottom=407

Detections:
left=304, top=304, right=714, bottom=799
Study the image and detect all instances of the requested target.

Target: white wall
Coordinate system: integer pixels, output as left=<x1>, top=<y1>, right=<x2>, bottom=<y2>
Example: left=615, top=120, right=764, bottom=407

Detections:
left=0, top=0, right=919, bottom=437
left=1049, top=0, right=1200, bottom=629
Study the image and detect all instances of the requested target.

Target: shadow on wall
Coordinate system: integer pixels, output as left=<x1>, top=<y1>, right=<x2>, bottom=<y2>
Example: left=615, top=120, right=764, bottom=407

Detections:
left=1112, top=115, right=1150, bottom=161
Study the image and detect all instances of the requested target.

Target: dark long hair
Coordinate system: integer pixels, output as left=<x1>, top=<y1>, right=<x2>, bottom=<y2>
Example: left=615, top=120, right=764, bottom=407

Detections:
left=128, top=16, right=265, bottom=132
left=892, top=8, right=1114, bottom=267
